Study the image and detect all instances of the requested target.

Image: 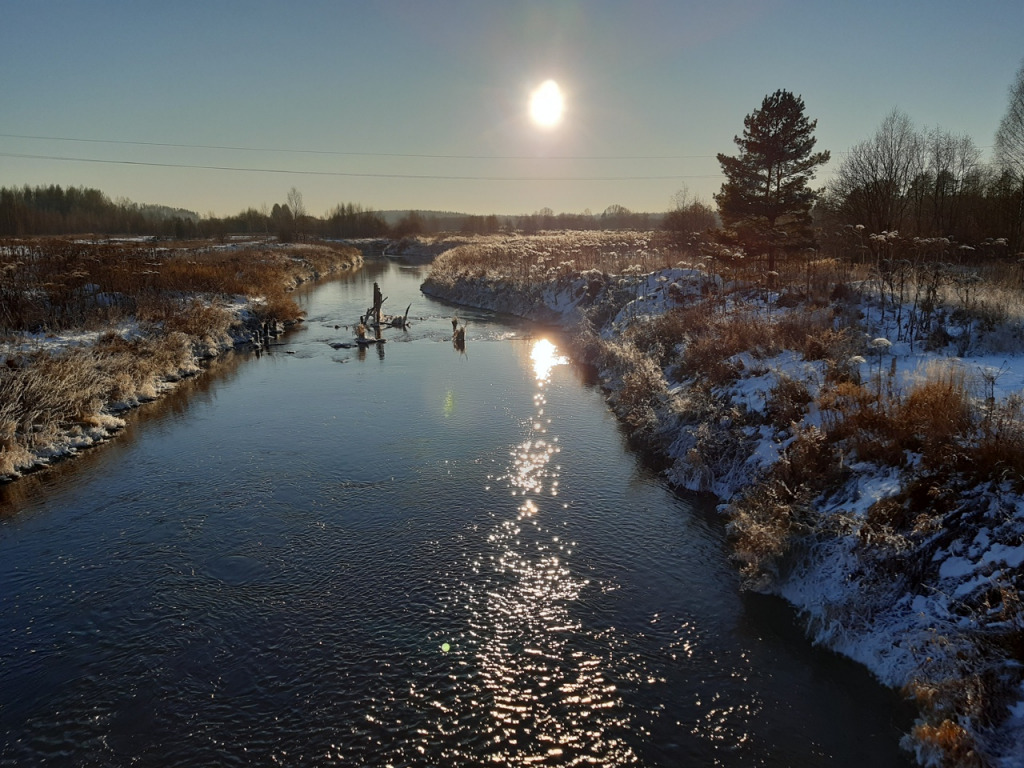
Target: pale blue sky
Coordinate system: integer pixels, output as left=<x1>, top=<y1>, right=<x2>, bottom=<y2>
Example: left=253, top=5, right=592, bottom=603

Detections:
left=2, top=0, right=1022, bottom=217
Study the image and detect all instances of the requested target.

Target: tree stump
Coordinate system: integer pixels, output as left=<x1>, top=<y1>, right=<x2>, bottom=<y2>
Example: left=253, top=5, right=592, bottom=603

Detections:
left=372, top=282, right=385, bottom=326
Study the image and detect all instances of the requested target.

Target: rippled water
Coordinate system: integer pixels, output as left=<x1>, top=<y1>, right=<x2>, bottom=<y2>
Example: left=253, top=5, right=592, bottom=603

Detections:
left=0, top=260, right=913, bottom=766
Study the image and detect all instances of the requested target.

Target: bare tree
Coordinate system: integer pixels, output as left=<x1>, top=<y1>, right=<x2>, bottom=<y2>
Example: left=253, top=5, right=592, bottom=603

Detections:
left=287, top=187, right=305, bottom=218
left=825, top=109, right=923, bottom=234
left=918, top=127, right=982, bottom=237
left=995, top=59, right=1024, bottom=250
left=287, top=187, right=306, bottom=240
left=664, top=185, right=718, bottom=246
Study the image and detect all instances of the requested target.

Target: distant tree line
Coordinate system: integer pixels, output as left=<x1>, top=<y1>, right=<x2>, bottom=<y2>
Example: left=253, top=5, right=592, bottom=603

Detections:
left=817, top=109, right=1023, bottom=250
left=0, top=185, right=200, bottom=238
left=0, top=183, right=672, bottom=241
left=0, top=185, right=396, bottom=242
left=512, top=205, right=660, bottom=234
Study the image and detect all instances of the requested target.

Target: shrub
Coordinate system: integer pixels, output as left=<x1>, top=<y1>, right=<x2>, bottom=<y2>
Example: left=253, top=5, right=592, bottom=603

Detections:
left=898, top=362, right=973, bottom=466
left=909, top=718, right=979, bottom=768
left=971, top=394, right=1024, bottom=489
left=728, top=427, right=844, bottom=585
left=675, top=311, right=780, bottom=387
left=765, top=374, right=812, bottom=428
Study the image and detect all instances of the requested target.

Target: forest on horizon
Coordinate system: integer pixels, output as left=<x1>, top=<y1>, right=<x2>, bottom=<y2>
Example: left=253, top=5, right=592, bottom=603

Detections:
left=0, top=184, right=666, bottom=241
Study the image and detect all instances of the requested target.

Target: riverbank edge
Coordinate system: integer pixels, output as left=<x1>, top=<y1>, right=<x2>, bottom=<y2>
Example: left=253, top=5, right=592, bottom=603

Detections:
left=420, top=268, right=1024, bottom=768
left=0, top=243, right=363, bottom=484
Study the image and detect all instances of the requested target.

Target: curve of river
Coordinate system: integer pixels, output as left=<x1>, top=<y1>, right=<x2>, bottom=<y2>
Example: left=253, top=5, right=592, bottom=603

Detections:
left=0, top=260, right=914, bottom=766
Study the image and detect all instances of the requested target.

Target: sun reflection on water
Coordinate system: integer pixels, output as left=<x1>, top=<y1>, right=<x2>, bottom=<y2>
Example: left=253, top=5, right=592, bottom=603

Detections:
left=354, top=337, right=640, bottom=765
left=463, top=337, right=638, bottom=764
left=531, top=338, right=568, bottom=384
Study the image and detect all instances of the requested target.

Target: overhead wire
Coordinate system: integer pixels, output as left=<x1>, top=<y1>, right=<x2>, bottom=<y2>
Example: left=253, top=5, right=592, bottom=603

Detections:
left=0, top=150, right=725, bottom=182
left=0, top=132, right=720, bottom=162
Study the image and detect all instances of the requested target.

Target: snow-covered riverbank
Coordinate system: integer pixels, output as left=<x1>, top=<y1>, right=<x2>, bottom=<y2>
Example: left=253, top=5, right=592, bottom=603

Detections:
left=422, top=254, right=1024, bottom=768
left=0, top=240, right=362, bottom=482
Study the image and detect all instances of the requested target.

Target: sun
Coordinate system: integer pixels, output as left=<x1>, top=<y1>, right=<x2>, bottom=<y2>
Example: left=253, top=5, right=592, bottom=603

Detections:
left=529, top=80, right=564, bottom=128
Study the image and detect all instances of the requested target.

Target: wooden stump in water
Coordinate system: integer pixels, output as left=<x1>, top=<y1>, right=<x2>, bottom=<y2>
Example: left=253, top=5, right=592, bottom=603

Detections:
left=372, top=282, right=385, bottom=326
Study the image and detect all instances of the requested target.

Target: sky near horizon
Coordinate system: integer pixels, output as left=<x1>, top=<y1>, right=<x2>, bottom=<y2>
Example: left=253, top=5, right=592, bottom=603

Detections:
left=2, top=0, right=1022, bottom=219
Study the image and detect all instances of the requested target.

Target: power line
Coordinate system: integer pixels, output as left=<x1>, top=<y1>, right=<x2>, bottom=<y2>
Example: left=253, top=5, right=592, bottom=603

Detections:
left=0, top=132, right=998, bottom=165
left=0, top=132, right=719, bottom=162
left=0, top=151, right=725, bottom=182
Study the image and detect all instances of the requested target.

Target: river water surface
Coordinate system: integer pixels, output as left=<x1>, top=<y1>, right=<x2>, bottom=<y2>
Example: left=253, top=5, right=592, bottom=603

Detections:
left=0, top=260, right=913, bottom=766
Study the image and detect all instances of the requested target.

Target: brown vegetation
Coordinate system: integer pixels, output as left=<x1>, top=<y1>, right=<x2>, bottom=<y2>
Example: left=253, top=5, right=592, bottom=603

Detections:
left=0, top=237, right=361, bottom=480
left=425, top=226, right=1024, bottom=765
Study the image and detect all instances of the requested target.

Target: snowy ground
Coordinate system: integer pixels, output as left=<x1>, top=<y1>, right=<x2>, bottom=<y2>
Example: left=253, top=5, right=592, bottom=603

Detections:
left=0, top=298, right=268, bottom=482
left=422, top=265, right=1024, bottom=767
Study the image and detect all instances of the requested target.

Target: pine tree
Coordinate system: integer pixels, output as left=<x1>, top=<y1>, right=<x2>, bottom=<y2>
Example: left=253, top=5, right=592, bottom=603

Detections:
left=715, top=89, right=830, bottom=270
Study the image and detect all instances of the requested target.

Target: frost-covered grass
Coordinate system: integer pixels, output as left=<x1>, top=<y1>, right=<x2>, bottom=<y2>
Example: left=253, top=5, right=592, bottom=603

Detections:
left=0, top=237, right=362, bottom=480
left=0, top=237, right=360, bottom=333
left=423, top=230, right=1024, bottom=767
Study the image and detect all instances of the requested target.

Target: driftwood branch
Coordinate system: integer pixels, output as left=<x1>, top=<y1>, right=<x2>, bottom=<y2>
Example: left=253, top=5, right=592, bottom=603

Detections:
left=359, top=282, right=410, bottom=331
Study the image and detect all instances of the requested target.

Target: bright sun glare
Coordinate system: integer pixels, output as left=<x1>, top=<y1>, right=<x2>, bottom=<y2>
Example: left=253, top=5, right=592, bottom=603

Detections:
left=529, top=80, right=564, bottom=128
left=531, top=338, right=567, bottom=382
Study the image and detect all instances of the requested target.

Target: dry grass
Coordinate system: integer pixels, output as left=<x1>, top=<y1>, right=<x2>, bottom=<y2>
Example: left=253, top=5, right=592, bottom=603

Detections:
left=427, top=230, right=1024, bottom=765
left=909, top=716, right=980, bottom=768
left=765, top=374, right=813, bottom=428
left=728, top=426, right=845, bottom=585
left=427, top=231, right=677, bottom=289
left=900, top=363, right=974, bottom=463
left=607, top=344, right=667, bottom=436
left=0, top=237, right=361, bottom=479
left=681, top=312, right=782, bottom=385
left=816, top=359, right=1024, bottom=493
left=775, top=308, right=845, bottom=356
left=971, top=394, right=1024, bottom=490
left=896, top=574, right=1024, bottom=767
left=624, top=303, right=784, bottom=388
left=627, top=291, right=861, bottom=394
left=0, top=329, right=199, bottom=477
left=0, top=238, right=360, bottom=335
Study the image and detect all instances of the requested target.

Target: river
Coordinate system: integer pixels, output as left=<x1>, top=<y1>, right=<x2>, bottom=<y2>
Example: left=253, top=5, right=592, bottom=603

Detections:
left=0, top=259, right=913, bottom=766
